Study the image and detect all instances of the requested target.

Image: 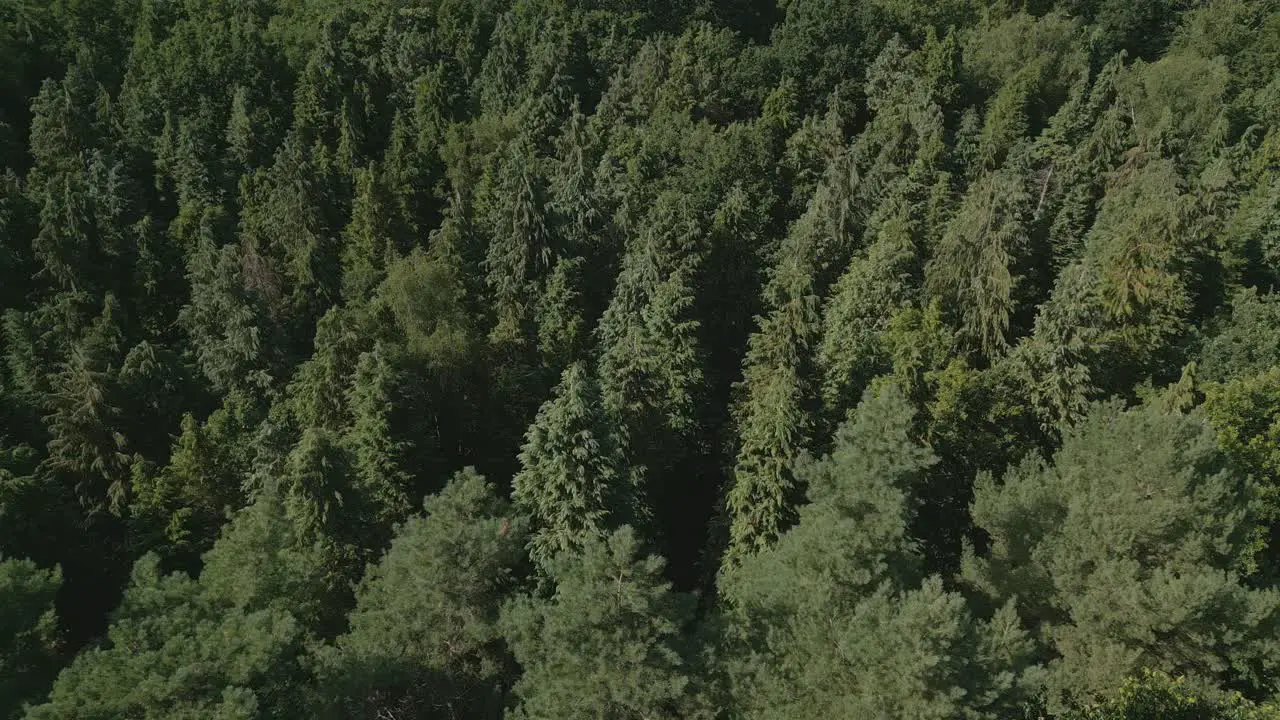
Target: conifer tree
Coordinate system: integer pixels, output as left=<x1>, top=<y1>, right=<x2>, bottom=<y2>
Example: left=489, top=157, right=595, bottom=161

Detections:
left=178, top=206, right=278, bottom=399
left=926, top=159, right=1035, bottom=360
left=597, top=191, right=706, bottom=439
left=481, top=137, right=550, bottom=349
left=965, top=399, right=1280, bottom=711
left=27, top=494, right=328, bottom=719
left=315, top=469, right=526, bottom=719
left=502, top=526, right=696, bottom=720
left=534, top=256, right=587, bottom=374
left=723, top=183, right=839, bottom=566
left=595, top=190, right=708, bottom=574
left=817, top=210, right=918, bottom=425
left=721, top=384, right=1033, bottom=718
left=278, top=427, right=370, bottom=601
left=129, top=391, right=258, bottom=568
left=340, top=162, right=402, bottom=303
left=0, top=556, right=61, bottom=720
left=511, top=362, right=645, bottom=572
left=1064, top=670, right=1280, bottom=720
left=40, top=294, right=133, bottom=513
left=342, top=345, right=413, bottom=529
left=283, top=304, right=373, bottom=433
left=237, top=133, right=343, bottom=352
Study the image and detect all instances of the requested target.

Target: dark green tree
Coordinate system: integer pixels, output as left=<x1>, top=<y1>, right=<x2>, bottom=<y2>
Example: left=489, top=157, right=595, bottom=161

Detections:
left=0, top=556, right=61, bottom=719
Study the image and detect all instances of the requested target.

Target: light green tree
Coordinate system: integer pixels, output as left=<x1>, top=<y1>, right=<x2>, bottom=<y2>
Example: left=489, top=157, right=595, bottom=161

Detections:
left=965, top=399, right=1280, bottom=711
left=502, top=527, right=696, bottom=720
left=721, top=384, right=1035, bottom=719
left=512, top=362, right=646, bottom=572
left=314, top=469, right=527, bottom=719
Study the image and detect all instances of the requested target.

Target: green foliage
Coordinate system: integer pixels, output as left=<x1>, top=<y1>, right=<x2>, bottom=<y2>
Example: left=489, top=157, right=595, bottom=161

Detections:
left=315, top=469, right=527, bottom=719
left=1065, top=669, right=1280, bottom=720
left=724, top=172, right=846, bottom=565
left=597, top=191, right=706, bottom=438
left=3, top=0, right=1280, bottom=713
left=479, top=137, right=551, bottom=348
left=512, top=362, right=646, bottom=572
left=965, top=399, right=1280, bottom=711
left=927, top=162, right=1034, bottom=359
left=0, top=557, right=61, bottom=719
left=1199, top=288, right=1280, bottom=382
left=27, top=496, right=326, bottom=719
left=721, top=384, right=1034, bottom=718
left=817, top=213, right=916, bottom=421
left=502, top=526, right=696, bottom=720
left=129, top=395, right=256, bottom=565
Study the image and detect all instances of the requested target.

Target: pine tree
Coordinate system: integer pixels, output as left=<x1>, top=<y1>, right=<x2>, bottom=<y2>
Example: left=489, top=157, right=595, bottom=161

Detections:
left=1198, top=288, right=1280, bottom=383
left=0, top=170, right=33, bottom=311
left=224, top=86, right=260, bottom=175
left=27, top=501, right=323, bottom=719
left=547, top=100, right=602, bottom=265
left=720, top=384, right=1034, bottom=719
left=129, top=391, right=258, bottom=568
left=964, top=399, right=1280, bottom=711
left=277, top=427, right=370, bottom=603
left=315, top=469, right=526, bottom=719
left=377, top=243, right=486, bottom=479
left=197, top=494, right=333, bottom=633
left=237, top=133, right=343, bottom=353
left=1064, top=669, right=1280, bottom=720
left=595, top=190, right=709, bottom=577
left=534, top=256, right=588, bottom=374
left=597, top=191, right=706, bottom=438
left=502, top=527, right=696, bottom=720
left=283, top=304, right=373, bottom=433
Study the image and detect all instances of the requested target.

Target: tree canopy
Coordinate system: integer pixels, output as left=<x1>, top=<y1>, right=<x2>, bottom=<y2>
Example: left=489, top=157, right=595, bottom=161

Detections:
left=3, top=0, right=1280, bottom=716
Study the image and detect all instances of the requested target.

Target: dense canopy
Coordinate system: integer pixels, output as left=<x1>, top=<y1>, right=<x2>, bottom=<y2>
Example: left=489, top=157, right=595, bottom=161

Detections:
left=2, top=0, right=1280, bottom=717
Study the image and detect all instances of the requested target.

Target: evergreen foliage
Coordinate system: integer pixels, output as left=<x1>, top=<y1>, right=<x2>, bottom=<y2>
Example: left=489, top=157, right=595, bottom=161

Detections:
left=4, top=0, right=1280, bottom=715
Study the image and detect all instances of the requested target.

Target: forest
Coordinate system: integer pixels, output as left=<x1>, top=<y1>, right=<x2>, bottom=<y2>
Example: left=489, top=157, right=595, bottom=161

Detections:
left=1, top=0, right=1280, bottom=716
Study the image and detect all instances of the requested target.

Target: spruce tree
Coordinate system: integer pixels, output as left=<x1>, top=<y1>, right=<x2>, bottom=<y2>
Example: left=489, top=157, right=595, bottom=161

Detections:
left=178, top=206, right=278, bottom=399
left=340, top=162, right=402, bottom=303
left=480, top=137, right=550, bottom=349
left=926, top=160, right=1034, bottom=360
left=817, top=210, right=917, bottom=425
left=511, top=362, right=645, bottom=572
left=342, top=344, right=414, bottom=529
left=723, top=184, right=838, bottom=566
